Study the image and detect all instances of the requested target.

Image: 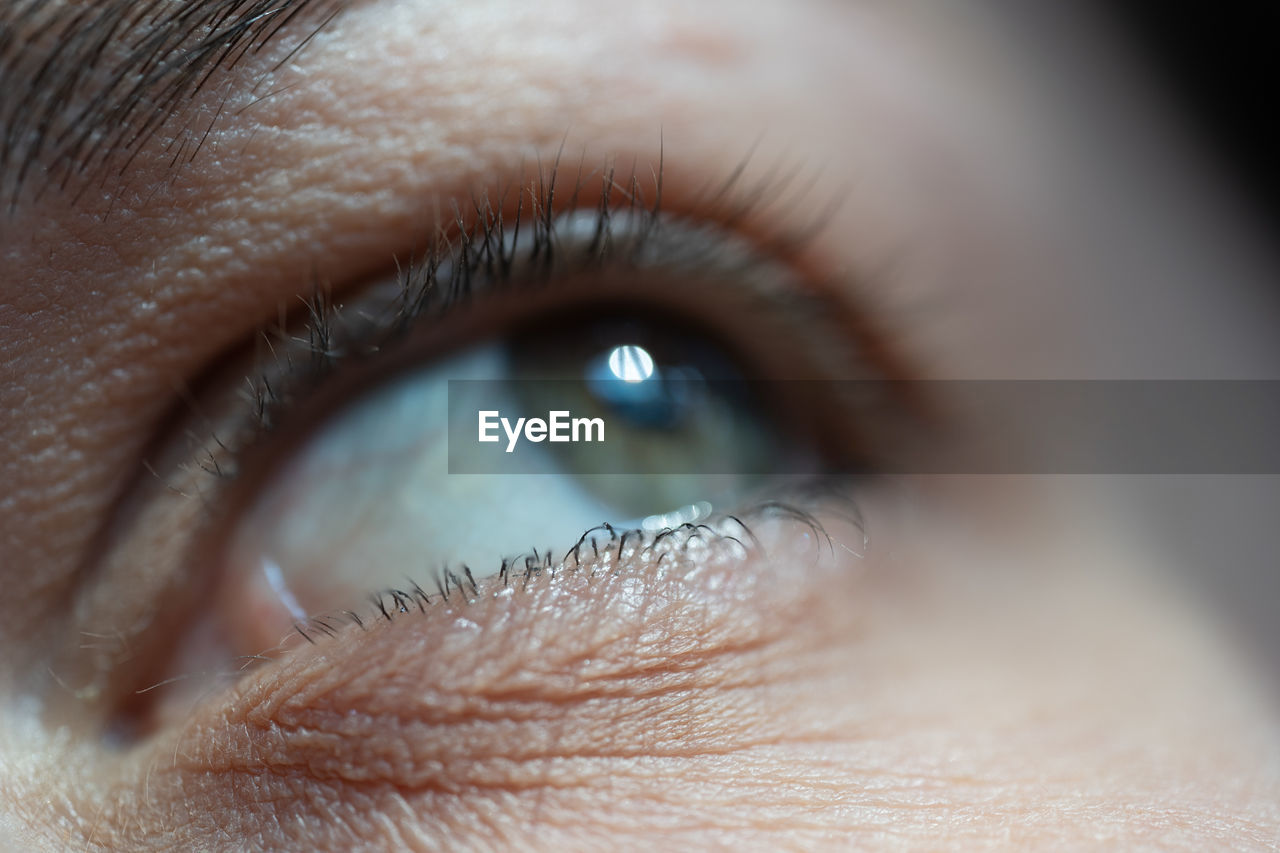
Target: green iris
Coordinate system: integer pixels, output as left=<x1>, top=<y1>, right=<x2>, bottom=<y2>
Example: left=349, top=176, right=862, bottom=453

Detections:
left=505, top=312, right=781, bottom=521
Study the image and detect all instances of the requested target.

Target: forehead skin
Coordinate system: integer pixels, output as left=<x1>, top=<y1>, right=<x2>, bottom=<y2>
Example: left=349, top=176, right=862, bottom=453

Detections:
left=1, top=0, right=1279, bottom=849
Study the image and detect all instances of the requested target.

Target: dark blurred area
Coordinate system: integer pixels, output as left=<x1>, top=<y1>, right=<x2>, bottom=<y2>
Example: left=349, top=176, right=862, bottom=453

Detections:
left=1100, top=3, right=1280, bottom=234
left=1079, top=3, right=1280, bottom=677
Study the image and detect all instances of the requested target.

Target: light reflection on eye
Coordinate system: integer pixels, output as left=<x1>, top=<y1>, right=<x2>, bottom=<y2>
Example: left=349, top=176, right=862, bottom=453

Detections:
left=606, top=343, right=656, bottom=383
left=640, top=500, right=713, bottom=532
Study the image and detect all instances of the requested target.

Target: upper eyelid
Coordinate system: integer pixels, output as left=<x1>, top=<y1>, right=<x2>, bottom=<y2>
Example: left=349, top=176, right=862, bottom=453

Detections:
left=150, top=158, right=898, bottom=488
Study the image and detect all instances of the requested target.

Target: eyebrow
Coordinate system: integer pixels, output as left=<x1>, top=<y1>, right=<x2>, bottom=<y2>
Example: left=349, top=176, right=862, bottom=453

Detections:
left=0, top=0, right=345, bottom=206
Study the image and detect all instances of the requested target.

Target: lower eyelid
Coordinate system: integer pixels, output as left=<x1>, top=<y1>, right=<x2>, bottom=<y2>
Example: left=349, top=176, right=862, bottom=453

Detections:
left=137, top=499, right=860, bottom=701
left=144, top=508, right=867, bottom=798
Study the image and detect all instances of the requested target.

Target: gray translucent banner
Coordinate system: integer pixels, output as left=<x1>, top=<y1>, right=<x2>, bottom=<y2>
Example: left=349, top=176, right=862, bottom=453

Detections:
left=446, top=380, right=1280, bottom=474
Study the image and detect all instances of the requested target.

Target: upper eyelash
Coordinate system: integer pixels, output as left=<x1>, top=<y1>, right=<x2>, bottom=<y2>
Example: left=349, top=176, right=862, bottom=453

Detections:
left=186, top=151, right=845, bottom=484
left=260, top=155, right=674, bottom=403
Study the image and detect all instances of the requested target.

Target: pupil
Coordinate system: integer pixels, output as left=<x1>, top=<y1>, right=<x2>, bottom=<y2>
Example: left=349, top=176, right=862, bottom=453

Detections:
left=586, top=343, right=699, bottom=430
left=503, top=310, right=784, bottom=522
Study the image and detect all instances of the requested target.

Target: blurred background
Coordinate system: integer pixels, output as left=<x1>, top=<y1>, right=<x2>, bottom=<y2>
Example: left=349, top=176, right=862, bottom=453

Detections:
left=1087, top=1, right=1280, bottom=678
left=1101, top=3, right=1279, bottom=232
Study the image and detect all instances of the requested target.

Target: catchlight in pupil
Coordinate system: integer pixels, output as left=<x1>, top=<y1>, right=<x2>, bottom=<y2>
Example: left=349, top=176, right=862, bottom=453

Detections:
left=585, top=342, right=701, bottom=430
left=606, top=344, right=656, bottom=382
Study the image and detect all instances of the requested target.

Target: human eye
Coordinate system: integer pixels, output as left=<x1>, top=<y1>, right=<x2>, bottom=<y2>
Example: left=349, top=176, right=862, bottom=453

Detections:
left=33, top=150, right=931, bottom=848
left=95, top=165, right=903, bottom=707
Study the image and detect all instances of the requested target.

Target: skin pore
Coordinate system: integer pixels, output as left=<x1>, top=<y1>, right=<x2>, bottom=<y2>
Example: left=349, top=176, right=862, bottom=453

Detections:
left=2, top=0, right=1279, bottom=849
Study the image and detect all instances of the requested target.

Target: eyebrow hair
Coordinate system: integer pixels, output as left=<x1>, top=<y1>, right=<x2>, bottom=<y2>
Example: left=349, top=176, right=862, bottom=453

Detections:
left=0, top=0, right=346, bottom=206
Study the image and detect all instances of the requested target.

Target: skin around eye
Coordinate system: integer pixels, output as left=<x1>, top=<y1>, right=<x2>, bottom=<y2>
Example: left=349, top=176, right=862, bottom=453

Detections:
left=2, top=0, right=1280, bottom=849
left=115, top=190, right=903, bottom=720
left=34, top=159, right=905, bottom=740
left=38, top=488, right=1280, bottom=851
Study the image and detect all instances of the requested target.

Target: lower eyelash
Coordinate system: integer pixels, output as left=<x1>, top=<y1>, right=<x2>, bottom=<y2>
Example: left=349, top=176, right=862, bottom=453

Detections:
left=109, top=488, right=864, bottom=746
left=272, top=495, right=858, bottom=649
